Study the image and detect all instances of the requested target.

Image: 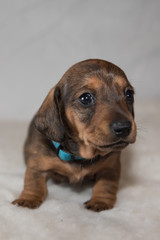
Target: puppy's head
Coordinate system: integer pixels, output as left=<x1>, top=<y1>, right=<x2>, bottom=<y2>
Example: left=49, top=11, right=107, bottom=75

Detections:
left=34, top=59, right=136, bottom=159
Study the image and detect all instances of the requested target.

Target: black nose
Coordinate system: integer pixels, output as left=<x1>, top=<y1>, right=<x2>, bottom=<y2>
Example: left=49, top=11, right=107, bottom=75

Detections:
left=111, top=121, right=131, bottom=138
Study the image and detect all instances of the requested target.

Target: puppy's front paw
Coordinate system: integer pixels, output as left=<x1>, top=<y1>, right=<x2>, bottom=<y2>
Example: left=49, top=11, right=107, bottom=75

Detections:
left=84, top=199, right=114, bottom=212
left=12, top=198, right=42, bottom=209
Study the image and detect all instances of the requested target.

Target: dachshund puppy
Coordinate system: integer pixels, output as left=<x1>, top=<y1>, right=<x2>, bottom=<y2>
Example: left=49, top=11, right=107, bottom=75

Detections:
left=12, top=59, right=136, bottom=212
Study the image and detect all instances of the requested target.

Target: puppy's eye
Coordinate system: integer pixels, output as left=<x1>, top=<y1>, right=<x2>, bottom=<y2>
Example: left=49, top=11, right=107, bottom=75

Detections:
left=79, top=93, right=95, bottom=106
left=125, top=89, right=134, bottom=104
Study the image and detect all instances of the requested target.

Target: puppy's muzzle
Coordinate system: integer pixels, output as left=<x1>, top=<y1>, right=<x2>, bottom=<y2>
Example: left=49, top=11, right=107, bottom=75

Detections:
left=111, top=121, right=131, bottom=138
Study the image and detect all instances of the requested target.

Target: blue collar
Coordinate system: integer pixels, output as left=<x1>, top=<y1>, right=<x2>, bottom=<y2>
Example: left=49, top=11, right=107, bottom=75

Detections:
left=52, top=140, right=85, bottom=162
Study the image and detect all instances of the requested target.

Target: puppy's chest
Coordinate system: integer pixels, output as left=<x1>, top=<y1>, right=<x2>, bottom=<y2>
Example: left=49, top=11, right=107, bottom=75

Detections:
left=53, top=164, right=95, bottom=185
left=69, top=165, right=93, bottom=184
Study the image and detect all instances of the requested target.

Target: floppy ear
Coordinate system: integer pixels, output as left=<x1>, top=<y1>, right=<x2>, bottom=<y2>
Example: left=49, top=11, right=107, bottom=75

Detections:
left=34, top=86, right=65, bottom=142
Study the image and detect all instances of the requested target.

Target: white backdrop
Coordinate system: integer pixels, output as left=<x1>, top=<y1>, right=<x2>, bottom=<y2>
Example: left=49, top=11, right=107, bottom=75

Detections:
left=0, top=0, right=160, bottom=120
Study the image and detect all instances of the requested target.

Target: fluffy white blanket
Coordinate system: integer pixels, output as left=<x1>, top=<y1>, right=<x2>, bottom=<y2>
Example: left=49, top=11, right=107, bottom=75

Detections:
left=0, top=101, right=160, bottom=240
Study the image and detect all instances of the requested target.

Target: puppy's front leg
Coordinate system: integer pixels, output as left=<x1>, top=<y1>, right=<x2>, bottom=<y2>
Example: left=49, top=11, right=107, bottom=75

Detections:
left=85, top=167, right=120, bottom=212
left=12, top=167, right=48, bottom=209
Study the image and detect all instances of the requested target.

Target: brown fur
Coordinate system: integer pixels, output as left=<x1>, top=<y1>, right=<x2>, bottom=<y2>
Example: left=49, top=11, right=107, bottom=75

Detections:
left=12, top=59, right=136, bottom=212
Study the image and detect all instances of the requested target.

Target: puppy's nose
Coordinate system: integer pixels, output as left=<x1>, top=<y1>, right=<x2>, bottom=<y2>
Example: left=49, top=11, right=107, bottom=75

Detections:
left=111, top=121, right=131, bottom=138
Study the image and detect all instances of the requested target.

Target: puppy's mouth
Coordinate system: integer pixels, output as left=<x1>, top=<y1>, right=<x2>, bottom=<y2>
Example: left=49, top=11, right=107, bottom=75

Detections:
left=89, top=140, right=129, bottom=151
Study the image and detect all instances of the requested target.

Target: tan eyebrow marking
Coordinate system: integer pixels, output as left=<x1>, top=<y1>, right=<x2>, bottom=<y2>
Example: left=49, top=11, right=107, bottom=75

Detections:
left=114, top=77, right=128, bottom=88
left=87, top=77, right=103, bottom=90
